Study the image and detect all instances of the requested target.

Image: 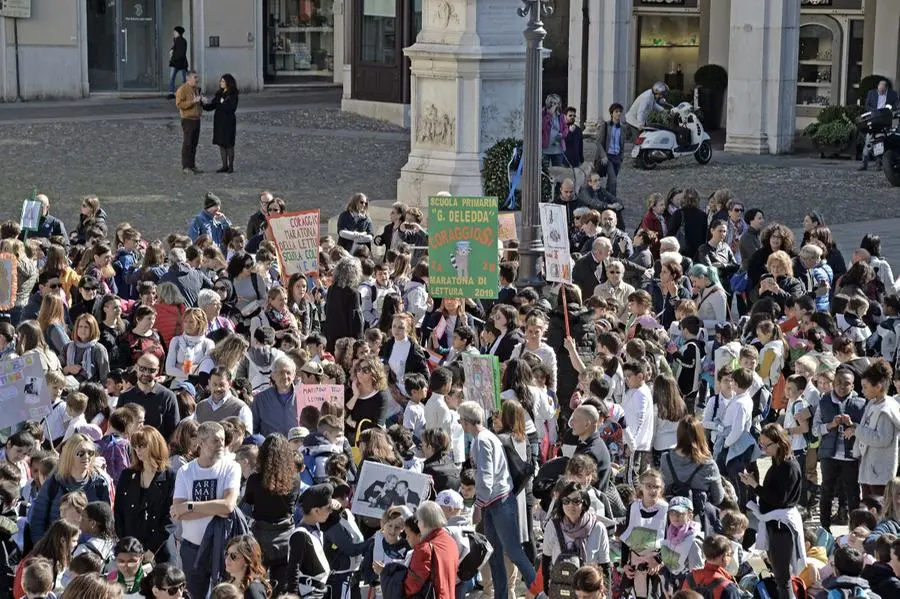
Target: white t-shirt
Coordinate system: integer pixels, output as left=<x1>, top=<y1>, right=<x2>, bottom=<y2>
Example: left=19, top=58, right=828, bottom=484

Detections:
left=403, top=401, right=426, bottom=440
left=784, top=397, right=810, bottom=452
left=173, top=458, right=242, bottom=545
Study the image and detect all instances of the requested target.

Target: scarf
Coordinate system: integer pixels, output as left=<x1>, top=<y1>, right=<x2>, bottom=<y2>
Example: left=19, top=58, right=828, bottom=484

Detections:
left=560, top=510, right=598, bottom=559
left=117, top=564, right=145, bottom=594
left=666, top=520, right=699, bottom=546
left=266, top=307, right=293, bottom=330
left=66, top=341, right=97, bottom=380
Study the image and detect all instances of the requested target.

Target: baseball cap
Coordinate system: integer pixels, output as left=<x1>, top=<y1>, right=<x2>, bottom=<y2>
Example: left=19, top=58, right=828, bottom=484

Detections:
left=436, top=489, right=464, bottom=510
left=172, top=381, right=196, bottom=397
left=667, top=496, right=693, bottom=513
left=301, top=362, right=324, bottom=377
left=288, top=426, right=309, bottom=442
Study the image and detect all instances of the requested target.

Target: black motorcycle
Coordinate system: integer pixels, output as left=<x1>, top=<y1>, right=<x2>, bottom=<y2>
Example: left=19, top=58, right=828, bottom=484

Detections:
left=857, top=105, right=900, bottom=186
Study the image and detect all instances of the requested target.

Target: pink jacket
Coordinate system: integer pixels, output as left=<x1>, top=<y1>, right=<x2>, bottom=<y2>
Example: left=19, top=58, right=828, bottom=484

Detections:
left=542, top=111, right=568, bottom=151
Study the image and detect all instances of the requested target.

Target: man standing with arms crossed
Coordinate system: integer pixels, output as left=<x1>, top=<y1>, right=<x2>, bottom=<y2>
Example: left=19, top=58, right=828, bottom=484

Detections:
left=176, top=71, right=206, bottom=174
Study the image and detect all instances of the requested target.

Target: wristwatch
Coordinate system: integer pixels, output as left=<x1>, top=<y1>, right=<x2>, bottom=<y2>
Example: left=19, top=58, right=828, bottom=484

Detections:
left=187, top=502, right=194, bottom=512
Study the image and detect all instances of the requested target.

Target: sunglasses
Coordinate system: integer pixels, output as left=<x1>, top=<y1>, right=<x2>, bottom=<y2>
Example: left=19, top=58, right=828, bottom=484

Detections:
left=214, top=286, right=229, bottom=292
left=561, top=497, right=583, bottom=506
left=226, top=551, right=241, bottom=561
left=732, top=207, right=745, bottom=212
left=161, top=584, right=185, bottom=596
left=137, top=365, right=156, bottom=374
left=47, top=283, right=60, bottom=290
left=76, top=449, right=96, bottom=458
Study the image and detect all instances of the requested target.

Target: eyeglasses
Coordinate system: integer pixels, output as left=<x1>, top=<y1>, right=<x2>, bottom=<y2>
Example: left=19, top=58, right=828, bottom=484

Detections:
left=46, top=283, right=60, bottom=290
left=759, top=440, right=775, bottom=450
left=161, top=584, right=185, bottom=596
left=76, top=449, right=96, bottom=458
left=137, top=365, right=156, bottom=374
left=732, top=207, right=745, bottom=212
left=561, top=497, right=583, bottom=506
left=226, top=551, right=241, bottom=561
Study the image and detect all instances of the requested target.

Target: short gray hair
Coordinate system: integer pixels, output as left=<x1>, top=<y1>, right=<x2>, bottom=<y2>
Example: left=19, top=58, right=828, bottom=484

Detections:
left=156, top=282, right=187, bottom=306
left=799, top=244, right=823, bottom=262
left=198, top=421, right=224, bottom=440
left=457, top=401, right=484, bottom=426
left=197, top=288, right=219, bottom=308
left=416, top=501, right=447, bottom=534
left=169, top=248, right=187, bottom=264
left=660, top=236, right=680, bottom=252
left=592, top=237, right=612, bottom=254
left=273, top=355, right=296, bottom=374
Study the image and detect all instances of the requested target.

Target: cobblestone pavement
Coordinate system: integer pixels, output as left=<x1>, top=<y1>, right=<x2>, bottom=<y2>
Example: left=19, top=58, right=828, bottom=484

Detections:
left=0, top=90, right=897, bottom=242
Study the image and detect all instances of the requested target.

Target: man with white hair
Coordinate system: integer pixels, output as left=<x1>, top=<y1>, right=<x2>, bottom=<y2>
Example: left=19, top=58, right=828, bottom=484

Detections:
left=798, top=244, right=833, bottom=312
left=458, top=401, right=538, bottom=599
left=160, top=246, right=213, bottom=307
left=574, top=236, right=612, bottom=297
left=599, top=210, right=632, bottom=259
left=653, top=236, right=693, bottom=280
left=22, top=194, right=68, bottom=243
left=251, top=355, right=297, bottom=436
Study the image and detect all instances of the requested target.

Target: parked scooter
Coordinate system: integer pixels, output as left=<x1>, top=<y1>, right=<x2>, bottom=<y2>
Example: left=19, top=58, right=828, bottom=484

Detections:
left=631, top=102, right=712, bottom=170
left=858, top=104, right=900, bottom=186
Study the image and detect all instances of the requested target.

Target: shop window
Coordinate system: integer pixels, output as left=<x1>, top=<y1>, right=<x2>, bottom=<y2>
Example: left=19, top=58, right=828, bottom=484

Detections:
left=361, top=0, right=397, bottom=64
left=846, top=19, right=863, bottom=105
left=796, top=20, right=840, bottom=108
left=636, top=15, right=700, bottom=96
left=266, top=0, right=335, bottom=80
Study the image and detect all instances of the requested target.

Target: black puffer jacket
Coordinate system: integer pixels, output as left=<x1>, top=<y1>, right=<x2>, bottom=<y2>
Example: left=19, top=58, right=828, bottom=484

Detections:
left=546, top=302, right=596, bottom=440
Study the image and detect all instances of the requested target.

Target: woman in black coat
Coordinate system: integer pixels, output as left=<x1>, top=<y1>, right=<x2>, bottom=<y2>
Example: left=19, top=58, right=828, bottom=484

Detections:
left=667, top=188, right=708, bottom=261
left=324, top=258, right=365, bottom=353
left=421, top=428, right=461, bottom=496
left=204, top=73, right=239, bottom=173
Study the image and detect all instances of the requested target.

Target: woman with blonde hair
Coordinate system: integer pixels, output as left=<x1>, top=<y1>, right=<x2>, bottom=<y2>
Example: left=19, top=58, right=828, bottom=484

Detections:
left=250, top=285, right=297, bottom=337
left=115, top=426, right=176, bottom=563
left=37, top=293, right=70, bottom=355
left=346, top=356, right=391, bottom=439
left=17, top=319, right=62, bottom=373
left=29, top=433, right=112, bottom=542
left=62, top=313, right=110, bottom=383
left=166, top=307, right=214, bottom=382
left=223, top=534, right=272, bottom=599
left=758, top=250, right=804, bottom=310
left=196, top=333, right=250, bottom=387
left=336, top=192, right=374, bottom=252
left=380, top=312, right=428, bottom=400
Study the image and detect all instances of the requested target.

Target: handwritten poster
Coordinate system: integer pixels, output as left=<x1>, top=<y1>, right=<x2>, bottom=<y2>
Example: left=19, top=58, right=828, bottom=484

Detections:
left=20, top=200, right=41, bottom=232
left=462, top=353, right=501, bottom=414
left=268, top=210, right=320, bottom=277
left=428, top=196, right=498, bottom=299
left=539, top=204, right=573, bottom=284
left=0, top=354, right=51, bottom=430
left=295, top=384, right=345, bottom=416
left=498, top=212, right=518, bottom=242
left=0, top=253, right=18, bottom=311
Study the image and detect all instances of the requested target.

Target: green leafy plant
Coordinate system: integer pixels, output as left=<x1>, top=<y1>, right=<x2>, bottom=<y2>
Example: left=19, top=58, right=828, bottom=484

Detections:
left=816, top=105, right=846, bottom=124
left=665, top=89, right=692, bottom=106
left=694, top=65, right=728, bottom=91
left=854, top=75, right=894, bottom=107
left=481, top=138, right=552, bottom=208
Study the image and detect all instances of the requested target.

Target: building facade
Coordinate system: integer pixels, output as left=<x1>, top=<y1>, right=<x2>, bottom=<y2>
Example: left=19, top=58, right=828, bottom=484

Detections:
left=0, top=0, right=345, bottom=99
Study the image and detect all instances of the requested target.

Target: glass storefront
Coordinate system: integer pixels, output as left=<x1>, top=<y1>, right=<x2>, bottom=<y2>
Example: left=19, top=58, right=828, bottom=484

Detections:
left=635, top=14, right=700, bottom=95
left=265, top=0, right=336, bottom=81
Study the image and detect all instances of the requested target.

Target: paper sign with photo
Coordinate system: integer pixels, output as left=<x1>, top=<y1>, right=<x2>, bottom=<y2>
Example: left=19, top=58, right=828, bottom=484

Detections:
left=351, top=461, right=431, bottom=520
left=538, top=203, right=569, bottom=251
left=461, top=353, right=501, bottom=414
left=0, top=355, right=51, bottom=430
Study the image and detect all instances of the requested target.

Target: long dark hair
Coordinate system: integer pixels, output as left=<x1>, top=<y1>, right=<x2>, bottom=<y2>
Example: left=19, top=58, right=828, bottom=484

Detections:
left=258, top=434, right=296, bottom=496
left=28, top=520, right=80, bottom=581
left=551, top=480, right=590, bottom=522
left=501, top=358, right=535, bottom=419
left=221, top=73, right=239, bottom=94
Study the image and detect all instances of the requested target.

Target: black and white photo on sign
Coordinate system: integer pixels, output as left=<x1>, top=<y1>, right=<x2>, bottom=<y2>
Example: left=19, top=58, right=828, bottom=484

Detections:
left=350, top=461, right=431, bottom=520
left=539, top=203, right=569, bottom=251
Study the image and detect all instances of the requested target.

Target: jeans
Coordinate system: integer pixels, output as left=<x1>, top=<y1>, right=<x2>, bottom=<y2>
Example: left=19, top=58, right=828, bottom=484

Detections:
left=180, top=540, right=212, bottom=599
left=820, top=458, right=860, bottom=529
left=606, top=153, right=622, bottom=197
left=181, top=118, right=201, bottom=169
left=723, top=445, right=755, bottom=508
left=766, top=521, right=797, bottom=599
left=482, top=494, right=536, bottom=599
left=169, top=67, right=188, bottom=93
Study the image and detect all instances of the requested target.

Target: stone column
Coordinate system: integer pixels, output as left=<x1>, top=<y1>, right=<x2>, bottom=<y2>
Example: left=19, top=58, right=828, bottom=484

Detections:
left=567, top=0, right=584, bottom=121
left=724, top=0, right=800, bottom=155
left=871, top=0, right=900, bottom=83
left=583, top=0, right=630, bottom=135
left=700, top=0, right=730, bottom=69
left=396, top=0, right=525, bottom=206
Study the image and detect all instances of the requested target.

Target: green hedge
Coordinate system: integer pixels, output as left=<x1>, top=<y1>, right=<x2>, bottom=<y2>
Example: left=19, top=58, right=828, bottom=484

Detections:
left=481, top=138, right=553, bottom=207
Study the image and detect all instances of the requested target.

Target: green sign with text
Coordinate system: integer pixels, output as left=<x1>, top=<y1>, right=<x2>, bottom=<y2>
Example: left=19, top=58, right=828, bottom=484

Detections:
left=427, top=196, right=499, bottom=299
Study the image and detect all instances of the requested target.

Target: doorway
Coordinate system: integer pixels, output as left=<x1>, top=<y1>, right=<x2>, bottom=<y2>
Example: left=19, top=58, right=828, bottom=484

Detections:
left=87, top=0, right=165, bottom=92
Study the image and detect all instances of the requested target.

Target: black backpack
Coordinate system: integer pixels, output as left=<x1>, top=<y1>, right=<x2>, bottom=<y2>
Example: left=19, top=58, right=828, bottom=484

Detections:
left=499, top=434, right=533, bottom=496
left=664, top=453, right=705, bottom=515
left=548, top=520, right=583, bottom=599
left=456, top=529, right=493, bottom=582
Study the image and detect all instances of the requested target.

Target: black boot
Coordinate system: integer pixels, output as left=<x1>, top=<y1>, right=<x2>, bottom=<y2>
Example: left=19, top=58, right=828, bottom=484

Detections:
left=226, top=147, right=235, bottom=173
left=808, top=484, right=821, bottom=522
left=216, top=147, right=229, bottom=173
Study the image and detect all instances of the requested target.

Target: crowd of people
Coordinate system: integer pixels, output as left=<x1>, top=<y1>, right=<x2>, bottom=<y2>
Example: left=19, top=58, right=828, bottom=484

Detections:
left=3, top=183, right=900, bottom=599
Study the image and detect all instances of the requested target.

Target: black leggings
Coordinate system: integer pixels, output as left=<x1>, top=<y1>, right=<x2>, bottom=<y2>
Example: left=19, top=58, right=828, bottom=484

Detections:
left=766, top=521, right=797, bottom=599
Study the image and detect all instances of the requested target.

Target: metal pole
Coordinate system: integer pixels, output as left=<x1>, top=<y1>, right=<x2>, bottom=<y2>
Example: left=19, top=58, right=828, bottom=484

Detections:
left=516, top=0, right=551, bottom=288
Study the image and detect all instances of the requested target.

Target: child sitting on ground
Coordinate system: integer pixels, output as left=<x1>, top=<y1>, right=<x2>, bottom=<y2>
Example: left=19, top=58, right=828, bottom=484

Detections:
left=799, top=527, right=828, bottom=594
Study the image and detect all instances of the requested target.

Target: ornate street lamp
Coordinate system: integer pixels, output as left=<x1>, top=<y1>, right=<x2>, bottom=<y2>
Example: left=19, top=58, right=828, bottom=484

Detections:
left=516, top=0, right=553, bottom=288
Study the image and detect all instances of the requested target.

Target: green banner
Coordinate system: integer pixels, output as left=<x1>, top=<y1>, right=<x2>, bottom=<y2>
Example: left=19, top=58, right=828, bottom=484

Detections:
left=427, top=196, right=499, bottom=299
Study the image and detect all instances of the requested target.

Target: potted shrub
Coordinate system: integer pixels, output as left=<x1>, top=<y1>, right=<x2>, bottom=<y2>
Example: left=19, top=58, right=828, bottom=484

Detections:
left=481, top=138, right=553, bottom=209
left=694, top=64, right=728, bottom=131
left=802, top=105, right=858, bottom=157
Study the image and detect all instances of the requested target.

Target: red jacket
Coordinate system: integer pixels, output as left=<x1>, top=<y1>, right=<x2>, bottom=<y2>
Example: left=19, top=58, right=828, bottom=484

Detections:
left=640, top=210, right=665, bottom=257
left=404, top=528, right=459, bottom=599
left=154, top=302, right=185, bottom=348
left=683, top=564, right=741, bottom=599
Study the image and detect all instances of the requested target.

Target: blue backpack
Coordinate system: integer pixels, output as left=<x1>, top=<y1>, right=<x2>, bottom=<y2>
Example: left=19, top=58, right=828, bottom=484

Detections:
left=299, top=446, right=338, bottom=486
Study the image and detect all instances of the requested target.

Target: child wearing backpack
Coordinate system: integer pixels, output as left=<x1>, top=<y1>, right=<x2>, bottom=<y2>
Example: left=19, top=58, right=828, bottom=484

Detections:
left=719, top=510, right=752, bottom=581
left=437, top=489, right=492, bottom=599
left=620, top=469, right=669, bottom=599
left=783, top=375, right=812, bottom=500
left=73, top=502, right=116, bottom=575
left=703, top=367, right=736, bottom=446
left=815, top=544, right=877, bottom=598
left=660, top=497, right=704, bottom=595
left=301, top=415, right=344, bottom=486
left=682, top=534, right=742, bottom=599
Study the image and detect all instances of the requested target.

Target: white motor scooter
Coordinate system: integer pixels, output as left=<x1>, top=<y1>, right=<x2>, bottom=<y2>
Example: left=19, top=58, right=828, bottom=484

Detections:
left=631, top=102, right=712, bottom=169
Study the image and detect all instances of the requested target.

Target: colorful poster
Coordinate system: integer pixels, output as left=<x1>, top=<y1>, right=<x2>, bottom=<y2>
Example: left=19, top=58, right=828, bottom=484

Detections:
left=498, top=212, right=518, bottom=242
left=428, top=196, right=498, bottom=299
left=539, top=203, right=573, bottom=284
left=20, top=200, right=41, bottom=232
left=0, top=253, right=18, bottom=311
left=295, top=384, right=344, bottom=416
left=461, top=353, right=501, bottom=414
left=0, top=354, right=51, bottom=430
left=268, top=210, right=320, bottom=277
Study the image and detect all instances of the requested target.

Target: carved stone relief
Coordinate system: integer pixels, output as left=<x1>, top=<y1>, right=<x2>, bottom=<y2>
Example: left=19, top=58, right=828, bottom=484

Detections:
left=432, top=0, right=460, bottom=28
left=416, top=103, right=457, bottom=148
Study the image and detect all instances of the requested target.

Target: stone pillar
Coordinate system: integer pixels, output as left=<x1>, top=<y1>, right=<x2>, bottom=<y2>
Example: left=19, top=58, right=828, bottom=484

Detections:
left=583, top=0, right=630, bottom=135
left=396, top=0, right=525, bottom=206
left=567, top=0, right=584, bottom=122
left=700, top=0, right=730, bottom=69
left=724, top=0, right=800, bottom=155
left=871, top=0, right=900, bottom=83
